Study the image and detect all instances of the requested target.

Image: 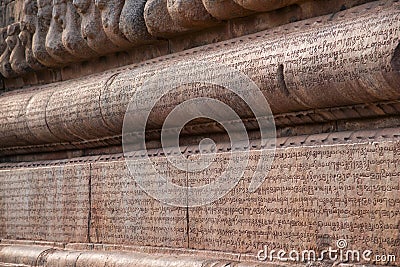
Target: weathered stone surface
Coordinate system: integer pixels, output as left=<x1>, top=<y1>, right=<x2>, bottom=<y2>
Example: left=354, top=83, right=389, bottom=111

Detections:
left=0, top=0, right=400, bottom=267
left=61, top=0, right=98, bottom=59
left=45, top=249, right=82, bottom=266
left=0, top=1, right=398, bottom=150
left=0, top=1, right=17, bottom=28
left=202, top=0, right=253, bottom=20
left=94, top=0, right=132, bottom=49
left=19, top=0, right=44, bottom=71
left=0, top=27, right=7, bottom=55
left=167, top=0, right=218, bottom=28
left=0, top=23, right=18, bottom=77
left=144, top=0, right=190, bottom=38
left=102, top=0, right=400, bottom=124
left=73, top=0, right=121, bottom=54
left=189, top=141, right=400, bottom=264
left=45, top=76, right=117, bottom=142
left=0, top=245, right=54, bottom=266
left=0, top=138, right=399, bottom=265
left=0, top=1, right=399, bottom=267
left=0, top=244, right=271, bottom=266
left=33, top=0, right=62, bottom=67
left=9, top=22, right=33, bottom=75
left=0, top=0, right=374, bottom=89
left=233, top=0, right=299, bottom=12
left=24, top=86, right=67, bottom=144
left=0, top=0, right=378, bottom=78
left=0, top=163, right=90, bottom=242
left=90, top=158, right=187, bottom=247
left=0, top=89, right=40, bottom=147
left=45, top=0, right=80, bottom=63
left=119, top=0, right=154, bottom=45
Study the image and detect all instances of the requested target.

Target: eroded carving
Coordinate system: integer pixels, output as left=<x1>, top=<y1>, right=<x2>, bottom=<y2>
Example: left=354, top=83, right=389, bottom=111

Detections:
left=45, top=0, right=80, bottom=63
left=19, top=0, right=44, bottom=71
left=144, top=0, right=189, bottom=38
left=10, top=22, right=32, bottom=75
left=94, top=0, right=132, bottom=49
left=202, top=0, right=253, bottom=20
left=119, top=0, right=155, bottom=45
left=0, top=24, right=18, bottom=78
left=0, top=28, right=7, bottom=56
left=33, top=0, right=62, bottom=67
left=62, top=0, right=98, bottom=59
left=0, top=245, right=262, bottom=266
left=166, top=0, right=218, bottom=28
left=73, top=0, right=121, bottom=54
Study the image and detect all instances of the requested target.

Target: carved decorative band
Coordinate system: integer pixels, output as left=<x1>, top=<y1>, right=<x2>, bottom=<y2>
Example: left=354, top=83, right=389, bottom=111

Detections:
left=0, top=244, right=267, bottom=267
left=0, top=0, right=378, bottom=80
left=0, top=0, right=292, bottom=77
left=0, top=100, right=399, bottom=157
left=0, top=127, right=399, bottom=168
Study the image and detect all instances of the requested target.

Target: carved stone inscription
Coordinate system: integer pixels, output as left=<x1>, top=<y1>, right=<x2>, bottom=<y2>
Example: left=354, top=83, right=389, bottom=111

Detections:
left=189, top=141, right=400, bottom=263
left=90, top=158, right=187, bottom=247
left=1, top=2, right=399, bottom=150
left=0, top=163, right=90, bottom=242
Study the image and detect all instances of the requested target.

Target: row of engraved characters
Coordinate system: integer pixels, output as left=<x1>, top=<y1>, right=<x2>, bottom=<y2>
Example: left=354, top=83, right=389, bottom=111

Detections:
left=0, top=0, right=284, bottom=79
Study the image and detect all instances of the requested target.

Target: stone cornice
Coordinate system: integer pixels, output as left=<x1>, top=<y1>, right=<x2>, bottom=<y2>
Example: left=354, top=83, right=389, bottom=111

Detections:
left=0, top=0, right=373, bottom=86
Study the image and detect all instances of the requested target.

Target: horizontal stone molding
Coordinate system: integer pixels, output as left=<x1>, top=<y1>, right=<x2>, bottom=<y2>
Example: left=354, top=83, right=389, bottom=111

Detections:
left=0, top=100, right=399, bottom=157
left=0, top=0, right=374, bottom=91
left=0, top=0, right=399, bottom=151
left=0, top=243, right=395, bottom=266
left=0, top=127, right=399, bottom=168
left=0, top=243, right=279, bottom=267
left=1, top=0, right=360, bottom=78
left=0, top=121, right=400, bottom=161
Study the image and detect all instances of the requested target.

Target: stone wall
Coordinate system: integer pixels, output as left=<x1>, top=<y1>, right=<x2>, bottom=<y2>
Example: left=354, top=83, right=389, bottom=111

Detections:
left=1, top=133, right=399, bottom=265
left=0, top=0, right=399, bottom=266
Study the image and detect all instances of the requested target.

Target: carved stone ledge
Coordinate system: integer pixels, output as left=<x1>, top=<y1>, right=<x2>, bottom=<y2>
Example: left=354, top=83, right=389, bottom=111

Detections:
left=0, top=244, right=287, bottom=267
left=0, top=126, right=399, bottom=164
left=0, top=243, right=395, bottom=266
